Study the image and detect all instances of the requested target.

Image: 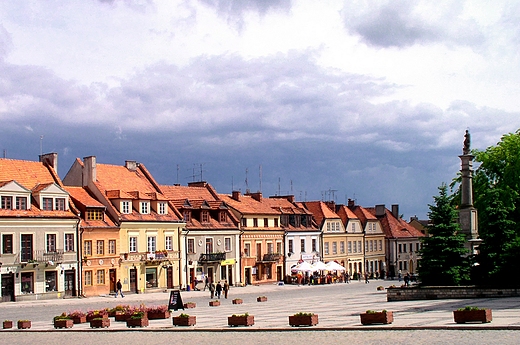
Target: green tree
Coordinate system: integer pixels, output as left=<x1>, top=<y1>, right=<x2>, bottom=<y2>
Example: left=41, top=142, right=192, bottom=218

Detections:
left=419, top=184, right=470, bottom=286
left=471, top=130, right=520, bottom=286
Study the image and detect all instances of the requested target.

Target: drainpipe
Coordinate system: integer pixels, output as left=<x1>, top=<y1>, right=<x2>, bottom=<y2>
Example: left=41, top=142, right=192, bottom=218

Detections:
left=184, top=228, right=189, bottom=290
left=75, top=217, right=81, bottom=297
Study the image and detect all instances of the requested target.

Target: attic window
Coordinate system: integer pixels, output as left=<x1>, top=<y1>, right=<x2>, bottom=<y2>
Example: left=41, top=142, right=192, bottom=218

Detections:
left=121, top=201, right=130, bottom=214
left=87, top=209, right=103, bottom=220
left=16, top=197, right=27, bottom=210
left=158, top=202, right=167, bottom=215
left=1, top=196, right=12, bottom=209
left=183, top=210, right=191, bottom=222
left=201, top=210, right=209, bottom=223
left=140, top=202, right=149, bottom=214
left=42, top=197, right=53, bottom=211
left=55, top=198, right=66, bottom=211
left=219, top=211, right=227, bottom=223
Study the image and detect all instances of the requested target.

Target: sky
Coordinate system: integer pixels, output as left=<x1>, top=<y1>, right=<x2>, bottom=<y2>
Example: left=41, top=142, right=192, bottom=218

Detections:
left=1, top=0, right=519, bottom=220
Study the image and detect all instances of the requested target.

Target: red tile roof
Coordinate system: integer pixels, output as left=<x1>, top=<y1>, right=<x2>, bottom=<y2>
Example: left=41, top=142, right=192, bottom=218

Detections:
left=365, top=207, right=425, bottom=239
left=65, top=186, right=117, bottom=228
left=302, top=201, right=340, bottom=226
left=219, top=193, right=281, bottom=215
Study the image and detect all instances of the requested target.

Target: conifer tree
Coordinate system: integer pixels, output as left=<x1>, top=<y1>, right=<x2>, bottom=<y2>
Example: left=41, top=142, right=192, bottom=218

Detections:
left=419, top=184, right=470, bottom=286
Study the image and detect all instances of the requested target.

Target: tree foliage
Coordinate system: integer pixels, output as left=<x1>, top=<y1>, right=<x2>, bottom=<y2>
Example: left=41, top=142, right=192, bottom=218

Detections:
left=471, top=130, right=520, bottom=286
left=419, top=184, right=470, bottom=286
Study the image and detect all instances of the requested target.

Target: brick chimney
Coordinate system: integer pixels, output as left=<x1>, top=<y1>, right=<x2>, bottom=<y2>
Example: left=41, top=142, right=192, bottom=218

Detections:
left=83, top=156, right=97, bottom=186
left=249, top=192, right=262, bottom=202
left=39, top=152, right=58, bottom=171
left=325, top=201, right=335, bottom=212
left=391, top=204, right=399, bottom=219
left=375, top=204, right=385, bottom=217
left=347, top=199, right=355, bottom=208
left=232, top=190, right=241, bottom=201
left=125, top=160, right=137, bottom=171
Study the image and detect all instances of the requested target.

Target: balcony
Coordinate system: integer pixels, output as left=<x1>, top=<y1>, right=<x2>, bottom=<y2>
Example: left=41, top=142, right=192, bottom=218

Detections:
left=18, top=250, right=64, bottom=264
left=260, top=253, right=282, bottom=262
left=199, top=252, right=226, bottom=262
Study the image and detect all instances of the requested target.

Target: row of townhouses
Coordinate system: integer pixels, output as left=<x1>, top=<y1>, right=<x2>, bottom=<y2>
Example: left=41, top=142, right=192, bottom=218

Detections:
left=0, top=154, right=424, bottom=302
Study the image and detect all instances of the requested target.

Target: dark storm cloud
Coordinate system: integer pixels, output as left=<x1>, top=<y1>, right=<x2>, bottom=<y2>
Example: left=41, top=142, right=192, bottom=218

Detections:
left=341, top=1, right=484, bottom=48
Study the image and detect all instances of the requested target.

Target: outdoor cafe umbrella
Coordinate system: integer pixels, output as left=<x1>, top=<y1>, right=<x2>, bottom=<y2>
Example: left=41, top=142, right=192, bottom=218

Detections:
left=325, top=261, right=346, bottom=271
left=312, top=261, right=328, bottom=271
left=291, top=261, right=316, bottom=273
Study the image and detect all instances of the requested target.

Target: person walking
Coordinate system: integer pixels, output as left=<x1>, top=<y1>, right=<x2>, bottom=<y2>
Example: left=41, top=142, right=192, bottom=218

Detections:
left=364, top=272, right=370, bottom=284
left=204, top=276, right=209, bottom=291
left=115, top=279, right=124, bottom=298
left=209, top=281, right=215, bottom=299
left=215, top=281, right=222, bottom=299
left=223, top=280, right=229, bottom=299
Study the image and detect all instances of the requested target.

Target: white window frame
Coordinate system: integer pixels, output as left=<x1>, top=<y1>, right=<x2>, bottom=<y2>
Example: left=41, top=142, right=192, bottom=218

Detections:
left=122, top=201, right=130, bottom=214
left=165, top=236, right=173, bottom=251
left=147, top=236, right=156, bottom=253
left=129, top=237, right=137, bottom=253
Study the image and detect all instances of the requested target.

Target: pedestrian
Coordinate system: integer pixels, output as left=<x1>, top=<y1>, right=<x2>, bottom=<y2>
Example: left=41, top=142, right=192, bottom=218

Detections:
left=115, top=279, right=124, bottom=298
left=398, top=270, right=402, bottom=282
left=223, top=280, right=229, bottom=298
left=215, top=281, right=222, bottom=299
left=364, top=272, right=370, bottom=284
left=404, top=273, right=410, bottom=287
left=204, top=276, right=209, bottom=291
left=209, top=281, right=215, bottom=298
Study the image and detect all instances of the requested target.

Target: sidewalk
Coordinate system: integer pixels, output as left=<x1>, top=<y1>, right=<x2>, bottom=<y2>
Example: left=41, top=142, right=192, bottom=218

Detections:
left=2, top=280, right=520, bottom=331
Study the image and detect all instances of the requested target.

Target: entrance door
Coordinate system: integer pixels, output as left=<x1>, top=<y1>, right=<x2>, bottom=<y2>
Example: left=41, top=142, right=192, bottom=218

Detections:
left=1, top=273, right=15, bottom=302
left=109, top=269, right=116, bottom=292
left=207, top=267, right=214, bottom=284
left=130, top=268, right=138, bottom=293
left=244, top=267, right=251, bottom=285
left=276, top=265, right=282, bottom=282
left=228, top=265, right=233, bottom=286
left=166, top=267, right=173, bottom=289
left=64, top=270, right=76, bottom=297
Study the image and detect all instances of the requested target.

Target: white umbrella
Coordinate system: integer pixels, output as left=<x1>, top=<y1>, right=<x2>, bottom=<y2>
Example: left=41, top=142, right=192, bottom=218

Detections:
left=291, top=261, right=316, bottom=272
left=326, top=261, right=346, bottom=271
left=312, top=261, right=328, bottom=271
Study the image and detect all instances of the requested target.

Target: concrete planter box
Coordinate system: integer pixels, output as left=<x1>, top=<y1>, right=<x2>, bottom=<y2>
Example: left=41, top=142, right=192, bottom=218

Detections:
left=232, top=298, right=243, bottom=305
left=257, top=296, right=267, bottom=302
left=3, top=320, right=13, bottom=329
left=71, top=315, right=87, bottom=324
left=17, top=320, right=31, bottom=329
left=209, top=300, right=220, bottom=307
left=184, top=302, right=196, bottom=309
left=126, top=317, right=149, bottom=328
left=360, top=311, right=394, bottom=325
left=172, top=316, right=196, bottom=326
left=453, top=309, right=492, bottom=323
left=228, top=315, right=254, bottom=327
left=147, top=310, right=171, bottom=320
left=87, top=313, right=108, bottom=322
left=288, top=314, right=318, bottom=327
left=90, top=318, right=110, bottom=328
left=54, top=319, right=74, bottom=329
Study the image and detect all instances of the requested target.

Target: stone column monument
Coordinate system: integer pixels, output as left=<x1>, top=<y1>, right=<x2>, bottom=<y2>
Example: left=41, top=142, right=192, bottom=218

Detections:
left=458, top=130, right=481, bottom=254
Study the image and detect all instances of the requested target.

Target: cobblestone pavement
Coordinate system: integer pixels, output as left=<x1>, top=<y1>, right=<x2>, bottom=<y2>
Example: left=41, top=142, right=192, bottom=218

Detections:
left=1, top=280, right=520, bottom=344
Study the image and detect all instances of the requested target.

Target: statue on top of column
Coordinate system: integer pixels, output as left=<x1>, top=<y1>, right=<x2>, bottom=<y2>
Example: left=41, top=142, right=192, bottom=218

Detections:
left=463, top=130, right=471, bottom=155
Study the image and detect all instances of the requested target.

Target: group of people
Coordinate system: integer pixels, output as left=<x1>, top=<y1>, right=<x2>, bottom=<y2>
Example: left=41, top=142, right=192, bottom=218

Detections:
left=204, top=276, right=230, bottom=299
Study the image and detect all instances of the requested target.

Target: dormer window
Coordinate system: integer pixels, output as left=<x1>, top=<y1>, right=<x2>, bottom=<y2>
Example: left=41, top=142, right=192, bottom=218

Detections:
left=87, top=209, right=103, bottom=221
left=16, top=197, right=27, bottom=210
left=121, top=201, right=130, bottom=214
left=158, top=202, right=167, bottom=215
left=219, top=211, right=227, bottom=223
left=201, top=210, right=209, bottom=223
left=42, top=197, right=53, bottom=210
left=55, top=198, right=66, bottom=211
left=183, top=210, right=191, bottom=222
left=1, top=196, right=12, bottom=209
left=140, top=202, right=149, bottom=214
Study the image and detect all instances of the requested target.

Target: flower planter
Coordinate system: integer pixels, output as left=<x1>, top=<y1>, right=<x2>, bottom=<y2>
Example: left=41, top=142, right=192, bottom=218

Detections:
left=114, top=313, right=129, bottom=322
left=184, top=302, right=196, bottom=309
left=360, top=311, right=394, bottom=325
left=257, top=296, right=267, bottom=302
left=87, top=313, right=108, bottom=322
left=3, top=321, right=13, bottom=329
left=147, top=310, right=171, bottom=320
left=453, top=309, right=492, bottom=324
left=126, top=317, right=149, bottom=328
left=90, top=318, right=110, bottom=328
left=228, top=315, right=254, bottom=327
left=17, top=320, right=32, bottom=329
left=288, top=314, right=318, bottom=327
left=209, top=300, right=220, bottom=307
left=172, top=316, right=196, bottom=326
left=71, top=315, right=87, bottom=324
left=232, top=298, right=243, bottom=305
left=54, top=319, right=74, bottom=329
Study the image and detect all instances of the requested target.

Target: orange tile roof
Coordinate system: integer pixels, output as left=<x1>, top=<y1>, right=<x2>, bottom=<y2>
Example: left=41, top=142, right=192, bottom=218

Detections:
left=160, top=185, right=217, bottom=201
left=0, top=158, right=58, bottom=190
left=66, top=186, right=105, bottom=208
left=219, top=193, right=281, bottom=215
left=302, top=201, right=341, bottom=226
left=0, top=158, right=76, bottom=218
left=349, top=205, right=377, bottom=226
left=365, top=207, right=425, bottom=239
left=335, top=204, right=359, bottom=225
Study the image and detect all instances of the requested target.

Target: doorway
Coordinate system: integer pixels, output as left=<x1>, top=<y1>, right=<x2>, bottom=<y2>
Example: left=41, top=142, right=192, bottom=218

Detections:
left=228, top=265, right=233, bottom=286
left=207, top=267, right=214, bottom=283
left=130, top=268, right=138, bottom=293
left=244, top=267, right=251, bottom=285
left=109, top=269, right=116, bottom=292
left=1, top=273, right=15, bottom=302
left=276, top=265, right=282, bottom=282
left=64, top=270, right=76, bottom=297
left=166, top=267, right=173, bottom=289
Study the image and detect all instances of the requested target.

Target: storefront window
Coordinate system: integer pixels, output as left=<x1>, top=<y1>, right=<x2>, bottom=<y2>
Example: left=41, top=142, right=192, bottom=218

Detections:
left=45, top=271, right=57, bottom=292
left=21, top=272, right=33, bottom=294
left=146, top=268, right=157, bottom=288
